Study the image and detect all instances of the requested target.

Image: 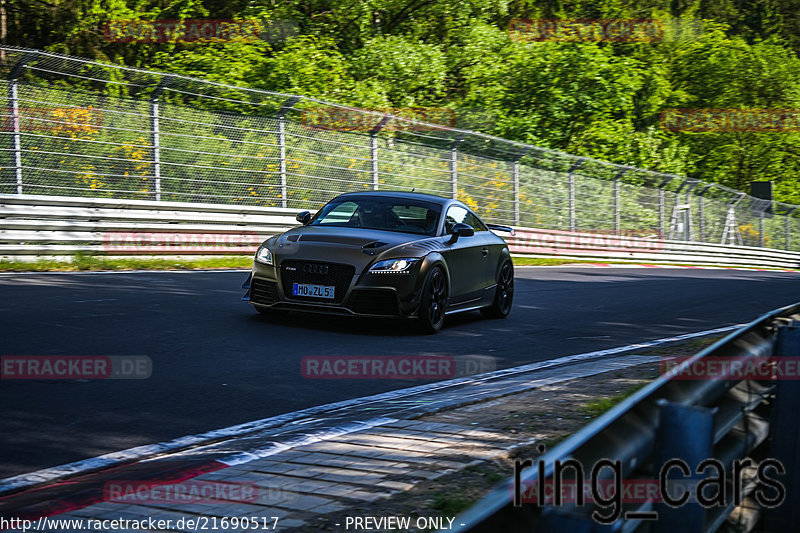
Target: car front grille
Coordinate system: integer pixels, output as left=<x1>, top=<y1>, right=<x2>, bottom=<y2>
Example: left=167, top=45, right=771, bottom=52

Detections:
left=280, top=260, right=355, bottom=304
left=251, top=278, right=279, bottom=305
left=347, top=289, right=399, bottom=316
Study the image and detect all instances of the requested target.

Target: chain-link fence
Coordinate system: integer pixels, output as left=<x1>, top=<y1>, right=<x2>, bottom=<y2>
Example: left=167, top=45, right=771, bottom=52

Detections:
left=2, top=46, right=799, bottom=250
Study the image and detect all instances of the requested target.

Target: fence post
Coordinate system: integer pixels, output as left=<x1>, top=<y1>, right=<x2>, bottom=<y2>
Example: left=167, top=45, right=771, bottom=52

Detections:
left=510, top=148, right=529, bottom=226
left=149, top=85, right=164, bottom=202
left=658, top=177, right=673, bottom=239
left=653, top=400, right=716, bottom=533
left=722, top=193, right=745, bottom=246
left=149, top=77, right=175, bottom=201
left=759, top=211, right=765, bottom=247
left=150, top=98, right=160, bottom=201
left=512, top=160, right=520, bottom=225
left=369, top=116, right=390, bottom=191
left=613, top=169, right=626, bottom=233
left=450, top=134, right=466, bottom=200
left=683, top=180, right=698, bottom=241
left=8, top=57, right=29, bottom=195
left=568, top=159, right=584, bottom=232
left=785, top=208, right=797, bottom=250
left=276, top=97, right=300, bottom=208
left=697, top=185, right=712, bottom=243
left=765, top=323, right=800, bottom=531
left=697, top=195, right=704, bottom=242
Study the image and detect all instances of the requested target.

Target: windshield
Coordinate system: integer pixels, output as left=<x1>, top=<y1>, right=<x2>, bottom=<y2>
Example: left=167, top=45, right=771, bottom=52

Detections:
left=310, top=197, right=442, bottom=236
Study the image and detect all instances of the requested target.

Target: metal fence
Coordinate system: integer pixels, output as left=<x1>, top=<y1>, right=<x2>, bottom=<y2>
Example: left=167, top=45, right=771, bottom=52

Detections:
left=2, top=46, right=800, bottom=251
left=454, top=302, right=800, bottom=533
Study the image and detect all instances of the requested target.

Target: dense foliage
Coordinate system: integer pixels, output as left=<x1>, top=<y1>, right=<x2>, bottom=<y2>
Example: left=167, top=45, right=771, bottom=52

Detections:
left=5, top=0, right=800, bottom=202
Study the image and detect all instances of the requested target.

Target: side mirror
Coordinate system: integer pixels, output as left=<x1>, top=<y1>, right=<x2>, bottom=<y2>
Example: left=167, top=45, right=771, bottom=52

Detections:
left=449, top=223, right=474, bottom=243
left=296, top=211, right=312, bottom=225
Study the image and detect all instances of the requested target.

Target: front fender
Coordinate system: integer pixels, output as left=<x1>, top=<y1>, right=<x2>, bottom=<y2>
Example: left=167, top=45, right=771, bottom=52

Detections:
left=416, top=252, right=449, bottom=295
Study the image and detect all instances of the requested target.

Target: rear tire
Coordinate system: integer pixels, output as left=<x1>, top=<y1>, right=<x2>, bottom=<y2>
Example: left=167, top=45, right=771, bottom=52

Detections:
left=417, top=266, right=448, bottom=334
left=481, top=261, right=514, bottom=319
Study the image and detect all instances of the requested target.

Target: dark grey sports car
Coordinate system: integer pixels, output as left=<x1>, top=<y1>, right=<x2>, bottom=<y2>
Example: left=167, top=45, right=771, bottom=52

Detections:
left=243, top=191, right=514, bottom=333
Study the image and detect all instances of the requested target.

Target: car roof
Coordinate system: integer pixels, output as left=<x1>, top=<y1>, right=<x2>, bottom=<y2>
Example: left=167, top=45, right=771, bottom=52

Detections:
left=334, top=190, right=454, bottom=205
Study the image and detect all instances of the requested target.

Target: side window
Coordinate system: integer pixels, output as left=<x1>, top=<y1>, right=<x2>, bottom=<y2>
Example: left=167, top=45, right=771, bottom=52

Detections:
left=444, top=205, right=487, bottom=234
left=466, top=212, right=488, bottom=232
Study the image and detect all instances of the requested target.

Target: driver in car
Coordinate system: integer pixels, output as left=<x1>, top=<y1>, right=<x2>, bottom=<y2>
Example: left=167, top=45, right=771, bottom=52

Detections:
left=356, top=202, right=393, bottom=230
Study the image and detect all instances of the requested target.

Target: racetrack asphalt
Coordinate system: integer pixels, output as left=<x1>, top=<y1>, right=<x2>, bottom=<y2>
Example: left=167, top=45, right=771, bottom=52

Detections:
left=1, top=266, right=798, bottom=479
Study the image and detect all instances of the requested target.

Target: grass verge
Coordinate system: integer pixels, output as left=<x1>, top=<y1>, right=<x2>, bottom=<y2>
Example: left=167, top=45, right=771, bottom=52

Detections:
left=0, top=254, right=789, bottom=272
left=511, top=255, right=792, bottom=270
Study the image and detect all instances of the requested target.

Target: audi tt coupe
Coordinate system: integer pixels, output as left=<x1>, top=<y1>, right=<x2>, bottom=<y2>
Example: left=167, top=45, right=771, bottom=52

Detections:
left=242, top=191, right=514, bottom=333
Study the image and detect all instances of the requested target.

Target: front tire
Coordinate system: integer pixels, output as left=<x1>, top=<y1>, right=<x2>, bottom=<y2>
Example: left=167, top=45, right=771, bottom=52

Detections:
left=481, top=261, right=514, bottom=319
left=417, top=266, right=448, bottom=334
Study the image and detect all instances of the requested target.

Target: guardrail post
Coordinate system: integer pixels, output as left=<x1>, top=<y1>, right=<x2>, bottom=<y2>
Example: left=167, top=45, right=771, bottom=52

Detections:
left=369, top=116, right=391, bottom=191
left=568, top=159, right=584, bottom=232
left=450, top=134, right=466, bottom=199
left=276, top=97, right=300, bottom=208
left=785, top=207, right=797, bottom=250
left=765, top=323, right=800, bottom=531
left=7, top=57, right=29, bottom=195
left=653, top=401, right=716, bottom=533
left=150, top=78, right=171, bottom=201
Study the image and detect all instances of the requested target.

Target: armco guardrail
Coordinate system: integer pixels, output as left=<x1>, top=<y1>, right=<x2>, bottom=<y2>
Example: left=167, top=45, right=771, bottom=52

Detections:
left=0, top=193, right=296, bottom=258
left=3, top=194, right=800, bottom=269
left=507, top=228, right=800, bottom=268
left=452, top=303, right=800, bottom=533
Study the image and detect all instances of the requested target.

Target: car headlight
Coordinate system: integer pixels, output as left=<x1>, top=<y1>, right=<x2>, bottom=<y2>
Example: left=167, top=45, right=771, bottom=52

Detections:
left=255, top=245, right=274, bottom=265
left=369, top=258, right=420, bottom=273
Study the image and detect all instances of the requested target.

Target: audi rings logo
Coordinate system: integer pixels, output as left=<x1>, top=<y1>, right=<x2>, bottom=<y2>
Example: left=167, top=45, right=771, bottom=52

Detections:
left=303, top=263, right=329, bottom=275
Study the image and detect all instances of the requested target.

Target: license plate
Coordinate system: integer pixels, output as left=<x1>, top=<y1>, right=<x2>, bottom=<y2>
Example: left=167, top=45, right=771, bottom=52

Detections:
left=292, top=283, right=335, bottom=299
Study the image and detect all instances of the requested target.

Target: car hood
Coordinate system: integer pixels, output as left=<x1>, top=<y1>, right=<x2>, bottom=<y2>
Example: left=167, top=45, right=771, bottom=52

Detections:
left=267, top=226, right=447, bottom=270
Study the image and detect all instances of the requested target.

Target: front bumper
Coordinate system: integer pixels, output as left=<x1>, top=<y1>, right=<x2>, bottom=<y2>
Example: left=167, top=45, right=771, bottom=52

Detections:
left=245, top=259, right=424, bottom=318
